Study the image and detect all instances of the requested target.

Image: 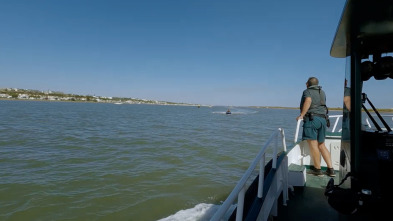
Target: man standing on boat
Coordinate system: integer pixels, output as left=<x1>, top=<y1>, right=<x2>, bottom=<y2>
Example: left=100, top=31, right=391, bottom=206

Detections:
left=296, top=77, right=335, bottom=177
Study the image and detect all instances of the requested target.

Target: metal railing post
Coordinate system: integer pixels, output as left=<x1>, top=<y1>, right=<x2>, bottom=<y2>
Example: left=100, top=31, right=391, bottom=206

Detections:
left=280, top=128, right=286, bottom=152
left=282, top=157, right=288, bottom=205
left=294, top=119, right=302, bottom=142
left=272, top=130, right=278, bottom=169
left=236, top=187, right=246, bottom=221
left=258, top=154, right=265, bottom=198
left=210, top=129, right=288, bottom=221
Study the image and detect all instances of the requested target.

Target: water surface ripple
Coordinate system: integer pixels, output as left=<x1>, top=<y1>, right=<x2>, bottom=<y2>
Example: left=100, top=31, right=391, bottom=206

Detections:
left=0, top=101, right=301, bottom=220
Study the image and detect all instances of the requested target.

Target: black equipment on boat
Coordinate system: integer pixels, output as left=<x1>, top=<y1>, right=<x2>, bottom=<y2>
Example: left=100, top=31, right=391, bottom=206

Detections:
left=325, top=93, right=393, bottom=216
left=324, top=173, right=361, bottom=215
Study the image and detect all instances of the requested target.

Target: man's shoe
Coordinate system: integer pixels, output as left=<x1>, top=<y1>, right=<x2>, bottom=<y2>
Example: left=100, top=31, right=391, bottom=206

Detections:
left=308, top=168, right=324, bottom=177
left=325, top=168, right=336, bottom=177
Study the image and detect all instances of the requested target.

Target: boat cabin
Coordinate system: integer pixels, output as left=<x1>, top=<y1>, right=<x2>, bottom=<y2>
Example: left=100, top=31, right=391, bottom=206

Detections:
left=329, top=0, right=393, bottom=216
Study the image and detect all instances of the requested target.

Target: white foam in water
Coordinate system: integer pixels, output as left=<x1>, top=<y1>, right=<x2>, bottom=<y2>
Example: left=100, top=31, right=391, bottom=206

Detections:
left=212, top=108, right=258, bottom=115
left=157, top=203, right=235, bottom=221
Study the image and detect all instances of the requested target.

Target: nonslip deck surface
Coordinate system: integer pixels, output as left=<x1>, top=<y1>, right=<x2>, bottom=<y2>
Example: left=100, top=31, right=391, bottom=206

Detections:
left=273, top=170, right=384, bottom=221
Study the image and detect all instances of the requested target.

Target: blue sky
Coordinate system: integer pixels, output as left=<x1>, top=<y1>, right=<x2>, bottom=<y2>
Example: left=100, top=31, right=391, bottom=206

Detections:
left=0, top=0, right=369, bottom=107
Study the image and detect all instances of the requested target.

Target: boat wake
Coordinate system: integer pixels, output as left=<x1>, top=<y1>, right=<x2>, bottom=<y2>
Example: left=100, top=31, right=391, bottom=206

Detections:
left=157, top=203, right=235, bottom=221
left=212, top=109, right=258, bottom=115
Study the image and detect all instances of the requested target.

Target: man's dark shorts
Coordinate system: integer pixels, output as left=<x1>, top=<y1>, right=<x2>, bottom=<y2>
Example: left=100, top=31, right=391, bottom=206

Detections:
left=302, top=116, right=327, bottom=143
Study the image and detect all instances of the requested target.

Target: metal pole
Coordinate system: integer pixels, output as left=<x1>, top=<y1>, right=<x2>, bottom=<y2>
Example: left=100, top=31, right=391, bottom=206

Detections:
left=280, top=128, right=286, bottom=151
left=258, top=155, right=265, bottom=198
left=236, top=187, right=246, bottom=221
left=273, top=131, right=278, bottom=169
left=294, top=120, right=302, bottom=142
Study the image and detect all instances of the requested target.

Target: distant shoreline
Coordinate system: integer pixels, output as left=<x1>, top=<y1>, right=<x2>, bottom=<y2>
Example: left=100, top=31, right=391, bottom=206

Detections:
left=0, top=88, right=198, bottom=106
left=0, top=97, right=201, bottom=107
left=2, top=88, right=392, bottom=112
left=0, top=98, right=333, bottom=110
left=0, top=98, right=295, bottom=108
left=2, top=98, right=393, bottom=112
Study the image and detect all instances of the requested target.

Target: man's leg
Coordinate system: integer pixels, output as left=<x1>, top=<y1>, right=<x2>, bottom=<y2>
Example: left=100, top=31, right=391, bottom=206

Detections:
left=318, top=142, right=333, bottom=169
left=307, top=139, right=321, bottom=169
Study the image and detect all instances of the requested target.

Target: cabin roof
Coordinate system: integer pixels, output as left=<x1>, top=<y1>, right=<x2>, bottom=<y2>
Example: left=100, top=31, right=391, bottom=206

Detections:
left=330, top=0, right=393, bottom=58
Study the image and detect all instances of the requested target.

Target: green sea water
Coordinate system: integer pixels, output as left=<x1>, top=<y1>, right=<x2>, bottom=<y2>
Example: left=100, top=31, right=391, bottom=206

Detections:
left=0, top=100, right=301, bottom=221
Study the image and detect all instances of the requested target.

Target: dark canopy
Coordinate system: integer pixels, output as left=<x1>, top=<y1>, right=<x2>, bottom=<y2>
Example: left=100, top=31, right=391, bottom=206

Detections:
left=331, top=0, right=393, bottom=58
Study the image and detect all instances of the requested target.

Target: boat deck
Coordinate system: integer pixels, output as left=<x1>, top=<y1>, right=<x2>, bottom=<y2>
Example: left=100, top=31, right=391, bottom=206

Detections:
left=274, top=170, right=345, bottom=221
left=274, top=169, right=380, bottom=221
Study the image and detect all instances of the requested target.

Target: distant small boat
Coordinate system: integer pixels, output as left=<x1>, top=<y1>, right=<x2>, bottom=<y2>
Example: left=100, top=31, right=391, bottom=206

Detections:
left=226, top=109, right=231, bottom=114
left=114, top=102, right=123, bottom=105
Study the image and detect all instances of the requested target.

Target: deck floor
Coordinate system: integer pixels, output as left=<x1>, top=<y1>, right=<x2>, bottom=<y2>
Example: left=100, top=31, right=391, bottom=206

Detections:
left=272, top=169, right=378, bottom=221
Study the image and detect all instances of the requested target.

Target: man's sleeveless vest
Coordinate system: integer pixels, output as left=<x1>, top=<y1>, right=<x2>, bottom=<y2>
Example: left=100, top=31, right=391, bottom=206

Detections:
left=305, top=86, right=328, bottom=116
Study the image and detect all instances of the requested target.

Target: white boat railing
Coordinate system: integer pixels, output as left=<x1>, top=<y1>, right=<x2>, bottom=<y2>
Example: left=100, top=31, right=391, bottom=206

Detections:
left=210, top=128, right=287, bottom=221
left=294, top=115, right=343, bottom=143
